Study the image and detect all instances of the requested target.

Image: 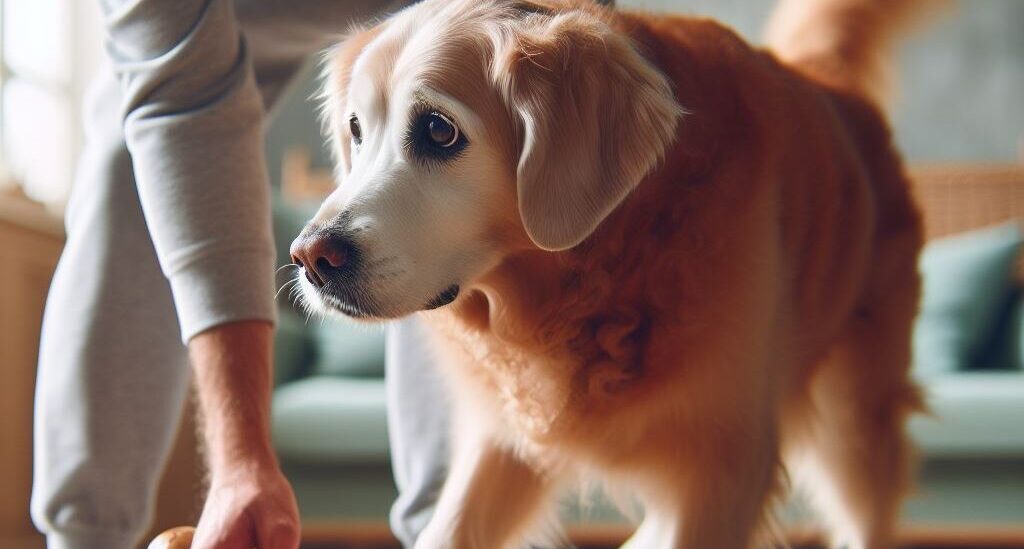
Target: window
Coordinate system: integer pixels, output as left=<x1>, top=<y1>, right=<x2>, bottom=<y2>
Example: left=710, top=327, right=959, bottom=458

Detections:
left=0, top=0, right=102, bottom=208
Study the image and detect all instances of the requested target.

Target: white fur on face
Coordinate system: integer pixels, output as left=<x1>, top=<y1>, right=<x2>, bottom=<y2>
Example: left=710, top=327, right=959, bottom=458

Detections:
left=298, top=0, right=681, bottom=321
left=298, top=16, right=512, bottom=320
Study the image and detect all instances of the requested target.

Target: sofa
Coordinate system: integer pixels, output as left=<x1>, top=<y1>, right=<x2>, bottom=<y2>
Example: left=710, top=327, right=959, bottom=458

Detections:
left=268, top=165, right=1024, bottom=530
left=899, top=166, right=1024, bottom=527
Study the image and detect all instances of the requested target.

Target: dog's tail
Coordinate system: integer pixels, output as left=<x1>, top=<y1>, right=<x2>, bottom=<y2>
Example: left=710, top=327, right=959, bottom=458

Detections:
left=765, top=0, right=946, bottom=108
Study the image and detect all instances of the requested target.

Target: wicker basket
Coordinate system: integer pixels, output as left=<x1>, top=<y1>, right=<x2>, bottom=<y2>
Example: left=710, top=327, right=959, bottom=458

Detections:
left=910, top=165, right=1024, bottom=241
left=911, top=164, right=1024, bottom=279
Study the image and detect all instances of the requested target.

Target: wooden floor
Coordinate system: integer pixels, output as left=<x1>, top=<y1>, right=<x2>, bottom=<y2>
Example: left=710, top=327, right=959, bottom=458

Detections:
left=299, top=522, right=1024, bottom=549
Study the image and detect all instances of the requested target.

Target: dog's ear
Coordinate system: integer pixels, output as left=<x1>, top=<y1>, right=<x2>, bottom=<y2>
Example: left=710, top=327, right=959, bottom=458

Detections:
left=320, top=24, right=386, bottom=181
left=495, top=13, right=682, bottom=251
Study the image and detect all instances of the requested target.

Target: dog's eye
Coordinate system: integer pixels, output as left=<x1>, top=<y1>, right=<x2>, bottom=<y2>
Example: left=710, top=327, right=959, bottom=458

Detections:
left=427, top=113, right=459, bottom=148
left=407, top=110, right=467, bottom=162
left=349, top=115, right=362, bottom=146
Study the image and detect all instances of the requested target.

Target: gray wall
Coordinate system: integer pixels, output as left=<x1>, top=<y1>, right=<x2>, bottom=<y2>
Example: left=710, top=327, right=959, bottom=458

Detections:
left=618, top=0, right=1024, bottom=162
left=265, top=0, right=1024, bottom=187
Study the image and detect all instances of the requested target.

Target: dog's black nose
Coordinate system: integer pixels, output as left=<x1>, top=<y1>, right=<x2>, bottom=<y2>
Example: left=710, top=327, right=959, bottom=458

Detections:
left=289, top=233, right=352, bottom=288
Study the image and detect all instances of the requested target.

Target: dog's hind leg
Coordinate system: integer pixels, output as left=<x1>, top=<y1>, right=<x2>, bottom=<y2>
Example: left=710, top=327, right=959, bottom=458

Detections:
left=786, top=293, right=922, bottom=549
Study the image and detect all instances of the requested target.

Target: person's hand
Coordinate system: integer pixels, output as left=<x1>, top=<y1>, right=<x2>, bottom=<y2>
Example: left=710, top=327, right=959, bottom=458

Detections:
left=191, top=460, right=300, bottom=549
left=187, top=321, right=298, bottom=548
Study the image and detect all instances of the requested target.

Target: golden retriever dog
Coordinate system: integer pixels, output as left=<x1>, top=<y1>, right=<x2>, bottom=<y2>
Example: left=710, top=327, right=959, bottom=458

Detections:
left=290, top=0, right=933, bottom=547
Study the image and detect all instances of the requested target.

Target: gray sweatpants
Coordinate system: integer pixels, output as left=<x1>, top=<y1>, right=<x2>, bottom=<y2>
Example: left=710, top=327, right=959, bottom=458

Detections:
left=30, top=2, right=445, bottom=548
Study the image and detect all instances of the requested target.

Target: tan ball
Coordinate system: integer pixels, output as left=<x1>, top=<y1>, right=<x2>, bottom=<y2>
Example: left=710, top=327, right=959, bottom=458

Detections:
left=147, top=526, right=196, bottom=549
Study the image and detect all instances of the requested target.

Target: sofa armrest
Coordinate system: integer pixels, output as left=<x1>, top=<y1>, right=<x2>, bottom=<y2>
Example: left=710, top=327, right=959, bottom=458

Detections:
left=910, top=372, right=1024, bottom=457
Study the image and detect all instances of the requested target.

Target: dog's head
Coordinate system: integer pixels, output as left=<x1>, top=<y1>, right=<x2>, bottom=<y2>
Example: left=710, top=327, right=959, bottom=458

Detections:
left=290, top=0, right=682, bottom=320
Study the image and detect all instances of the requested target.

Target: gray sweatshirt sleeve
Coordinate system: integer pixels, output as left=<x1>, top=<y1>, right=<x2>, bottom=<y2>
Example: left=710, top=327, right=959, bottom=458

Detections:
left=101, top=0, right=276, bottom=342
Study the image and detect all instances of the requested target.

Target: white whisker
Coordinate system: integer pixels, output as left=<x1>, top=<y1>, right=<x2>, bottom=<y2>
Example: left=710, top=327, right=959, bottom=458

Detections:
left=275, top=278, right=299, bottom=301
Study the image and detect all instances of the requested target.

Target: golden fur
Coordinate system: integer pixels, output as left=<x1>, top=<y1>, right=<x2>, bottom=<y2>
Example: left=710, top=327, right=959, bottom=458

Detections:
left=318, top=1, right=933, bottom=547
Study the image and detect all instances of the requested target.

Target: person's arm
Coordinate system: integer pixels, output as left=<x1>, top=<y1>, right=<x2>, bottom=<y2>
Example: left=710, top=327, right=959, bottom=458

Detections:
left=98, top=1, right=289, bottom=547
left=188, top=321, right=299, bottom=549
left=104, top=0, right=276, bottom=338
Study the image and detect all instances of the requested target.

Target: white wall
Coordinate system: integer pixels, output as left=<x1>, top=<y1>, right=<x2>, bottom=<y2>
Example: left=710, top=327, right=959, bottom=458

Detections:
left=1, top=0, right=104, bottom=207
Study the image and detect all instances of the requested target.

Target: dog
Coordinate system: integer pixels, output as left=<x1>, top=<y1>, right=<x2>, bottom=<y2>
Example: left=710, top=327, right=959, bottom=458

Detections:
left=289, top=1, right=933, bottom=547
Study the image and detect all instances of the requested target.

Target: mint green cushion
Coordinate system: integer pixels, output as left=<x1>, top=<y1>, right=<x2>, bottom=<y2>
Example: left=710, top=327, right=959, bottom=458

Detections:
left=271, top=191, right=317, bottom=268
left=272, top=376, right=389, bottom=463
left=311, top=319, right=386, bottom=378
left=274, top=311, right=314, bottom=386
left=979, top=292, right=1024, bottom=371
left=1016, top=296, right=1024, bottom=370
left=913, top=222, right=1022, bottom=376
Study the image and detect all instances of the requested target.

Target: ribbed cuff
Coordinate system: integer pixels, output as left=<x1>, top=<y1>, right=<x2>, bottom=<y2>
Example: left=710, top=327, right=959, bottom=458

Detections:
left=168, top=248, right=278, bottom=343
left=46, top=529, right=140, bottom=549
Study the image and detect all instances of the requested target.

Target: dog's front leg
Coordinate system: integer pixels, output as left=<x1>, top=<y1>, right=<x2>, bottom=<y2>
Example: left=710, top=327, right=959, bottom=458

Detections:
left=414, top=433, right=557, bottom=549
left=669, top=420, right=779, bottom=549
left=627, top=404, right=781, bottom=549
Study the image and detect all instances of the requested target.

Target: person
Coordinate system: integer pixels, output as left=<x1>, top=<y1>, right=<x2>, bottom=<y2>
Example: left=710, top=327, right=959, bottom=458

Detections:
left=30, top=1, right=610, bottom=548
left=30, top=2, right=419, bottom=548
